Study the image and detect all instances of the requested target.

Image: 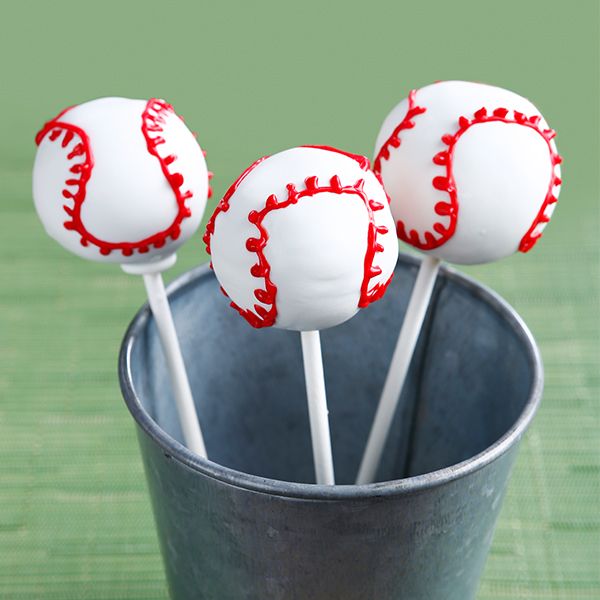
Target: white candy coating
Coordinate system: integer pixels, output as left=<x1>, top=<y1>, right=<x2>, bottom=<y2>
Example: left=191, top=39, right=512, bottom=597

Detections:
left=33, top=97, right=209, bottom=265
left=374, top=81, right=561, bottom=265
left=206, top=146, right=398, bottom=331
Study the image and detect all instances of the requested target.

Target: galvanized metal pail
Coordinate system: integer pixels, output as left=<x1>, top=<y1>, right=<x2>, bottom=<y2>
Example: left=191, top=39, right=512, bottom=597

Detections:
left=119, top=253, right=542, bottom=600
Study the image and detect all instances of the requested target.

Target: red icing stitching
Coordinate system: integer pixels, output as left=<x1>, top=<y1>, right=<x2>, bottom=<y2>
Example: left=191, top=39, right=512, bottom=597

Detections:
left=203, top=150, right=393, bottom=329
left=239, top=176, right=392, bottom=328
left=34, top=98, right=205, bottom=257
left=203, top=154, right=270, bottom=256
left=203, top=148, right=369, bottom=256
left=514, top=115, right=562, bottom=252
left=373, top=90, right=427, bottom=174
left=373, top=91, right=561, bottom=253
left=302, top=145, right=371, bottom=171
left=409, top=106, right=561, bottom=252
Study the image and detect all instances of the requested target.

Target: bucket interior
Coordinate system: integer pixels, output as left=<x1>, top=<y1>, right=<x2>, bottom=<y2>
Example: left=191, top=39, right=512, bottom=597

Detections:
left=127, top=257, right=536, bottom=485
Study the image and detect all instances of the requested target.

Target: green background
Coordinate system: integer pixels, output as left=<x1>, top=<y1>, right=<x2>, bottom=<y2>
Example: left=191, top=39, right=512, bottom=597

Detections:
left=1, top=0, right=598, bottom=597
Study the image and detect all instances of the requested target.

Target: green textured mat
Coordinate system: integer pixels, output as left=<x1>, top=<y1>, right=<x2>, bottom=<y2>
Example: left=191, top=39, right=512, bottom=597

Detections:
left=1, top=1, right=598, bottom=598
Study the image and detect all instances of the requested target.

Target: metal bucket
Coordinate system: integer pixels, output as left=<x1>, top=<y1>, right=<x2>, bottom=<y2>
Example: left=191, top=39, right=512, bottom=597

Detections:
left=119, top=253, right=542, bottom=600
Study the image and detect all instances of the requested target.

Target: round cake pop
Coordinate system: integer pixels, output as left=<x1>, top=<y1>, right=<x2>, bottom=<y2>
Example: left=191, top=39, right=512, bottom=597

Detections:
left=374, top=80, right=562, bottom=265
left=33, top=96, right=211, bottom=267
left=204, top=145, right=398, bottom=332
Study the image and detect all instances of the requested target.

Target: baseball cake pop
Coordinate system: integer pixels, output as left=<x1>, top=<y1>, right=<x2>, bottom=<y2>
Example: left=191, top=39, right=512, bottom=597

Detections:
left=204, top=145, right=399, bottom=483
left=204, top=145, right=398, bottom=331
left=357, top=81, right=562, bottom=484
left=33, top=96, right=210, bottom=267
left=373, top=80, right=561, bottom=264
left=33, top=96, right=211, bottom=457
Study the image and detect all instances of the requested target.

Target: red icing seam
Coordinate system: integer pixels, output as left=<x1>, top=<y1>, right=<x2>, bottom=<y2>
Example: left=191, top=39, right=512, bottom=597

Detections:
left=34, top=98, right=203, bottom=257
left=373, top=90, right=561, bottom=253
left=302, top=145, right=371, bottom=171
left=513, top=114, right=562, bottom=252
left=203, top=155, right=270, bottom=256
left=203, top=151, right=393, bottom=328
left=373, top=90, right=427, bottom=174
left=236, top=176, right=392, bottom=328
left=203, top=147, right=371, bottom=257
left=409, top=106, right=561, bottom=252
left=203, top=148, right=369, bottom=256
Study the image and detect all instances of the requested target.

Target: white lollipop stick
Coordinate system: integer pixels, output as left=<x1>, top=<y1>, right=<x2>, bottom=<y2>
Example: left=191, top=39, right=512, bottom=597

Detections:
left=356, top=255, right=440, bottom=484
left=300, top=330, right=335, bottom=485
left=124, top=257, right=207, bottom=458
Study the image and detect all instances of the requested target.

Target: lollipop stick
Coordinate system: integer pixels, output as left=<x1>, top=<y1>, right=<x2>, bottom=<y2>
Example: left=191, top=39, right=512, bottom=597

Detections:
left=356, top=255, right=441, bottom=484
left=142, top=271, right=207, bottom=458
left=300, top=330, right=335, bottom=485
